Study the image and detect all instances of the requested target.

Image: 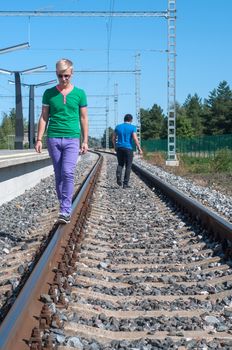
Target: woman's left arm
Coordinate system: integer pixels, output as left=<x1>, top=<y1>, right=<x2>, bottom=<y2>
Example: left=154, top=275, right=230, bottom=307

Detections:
left=80, top=106, right=88, bottom=153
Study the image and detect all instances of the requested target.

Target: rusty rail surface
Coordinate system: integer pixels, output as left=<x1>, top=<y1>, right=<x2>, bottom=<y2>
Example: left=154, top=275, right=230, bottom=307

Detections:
left=0, top=152, right=102, bottom=350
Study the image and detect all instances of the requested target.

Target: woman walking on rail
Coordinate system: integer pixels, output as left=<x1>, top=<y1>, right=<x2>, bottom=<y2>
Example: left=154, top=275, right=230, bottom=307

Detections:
left=35, top=58, right=88, bottom=224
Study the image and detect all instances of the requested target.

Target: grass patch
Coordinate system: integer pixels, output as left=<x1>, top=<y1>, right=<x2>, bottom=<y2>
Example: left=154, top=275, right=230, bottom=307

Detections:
left=143, top=151, right=166, bottom=167
left=143, top=149, right=232, bottom=175
left=210, top=148, right=232, bottom=172
left=180, top=155, right=211, bottom=174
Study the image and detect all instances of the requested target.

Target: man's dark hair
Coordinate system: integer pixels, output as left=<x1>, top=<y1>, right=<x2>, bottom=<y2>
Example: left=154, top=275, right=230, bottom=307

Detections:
left=124, top=114, right=133, bottom=122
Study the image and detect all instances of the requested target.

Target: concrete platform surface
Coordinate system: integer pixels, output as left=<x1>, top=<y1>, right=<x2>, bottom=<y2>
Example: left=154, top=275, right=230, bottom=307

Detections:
left=0, top=149, right=50, bottom=168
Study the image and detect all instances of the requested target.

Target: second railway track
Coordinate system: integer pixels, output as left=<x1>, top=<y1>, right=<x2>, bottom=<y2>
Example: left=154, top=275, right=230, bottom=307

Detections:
left=1, top=152, right=232, bottom=349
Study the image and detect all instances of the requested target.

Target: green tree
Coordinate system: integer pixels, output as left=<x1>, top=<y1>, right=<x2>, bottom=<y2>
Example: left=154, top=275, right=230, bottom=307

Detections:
left=183, top=94, right=204, bottom=136
left=176, top=115, right=194, bottom=138
left=175, top=102, right=194, bottom=138
left=160, top=116, right=168, bottom=139
left=101, top=127, right=114, bottom=148
left=1, top=109, right=16, bottom=134
left=204, top=81, right=232, bottom=134
left=140, top=104, right=165, bottom=140
left=88, top=136, right=101, bottom=148
left=0, top=109, right=16, bottom=148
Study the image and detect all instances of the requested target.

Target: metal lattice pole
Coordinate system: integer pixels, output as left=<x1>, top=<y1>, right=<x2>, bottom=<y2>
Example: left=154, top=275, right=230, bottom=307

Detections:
left=166, top=0, right=178, bottom=165
left=135, top=53, right=141, bottom=148
left=114, top=83, right=118, bottom=128
left=105, top=97, right=109, bottom=149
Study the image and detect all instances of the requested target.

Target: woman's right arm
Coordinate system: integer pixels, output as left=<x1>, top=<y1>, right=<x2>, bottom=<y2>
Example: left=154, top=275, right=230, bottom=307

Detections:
left=35, top=105, right=49, bottom=153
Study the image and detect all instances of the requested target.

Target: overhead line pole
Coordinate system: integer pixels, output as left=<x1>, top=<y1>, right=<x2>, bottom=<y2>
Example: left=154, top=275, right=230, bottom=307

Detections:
left=114, top=83, right=118, bottom=128
left=135, top=53, right=141, bottom=148
left=166, top=0, right=178, bottom=165
left=105, top=98, right=109, bottom=149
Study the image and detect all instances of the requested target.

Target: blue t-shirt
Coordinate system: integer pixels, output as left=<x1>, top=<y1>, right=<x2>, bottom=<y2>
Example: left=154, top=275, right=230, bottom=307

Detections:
left=115, top=123, right=136, bottom=150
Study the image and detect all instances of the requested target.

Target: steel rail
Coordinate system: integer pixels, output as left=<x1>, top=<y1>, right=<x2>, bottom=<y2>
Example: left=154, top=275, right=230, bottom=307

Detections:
left=0, top=152, right=102, bottom=350
left=132, top=163, right=232, bottom=244
left=95, top=150, right=232, bottom=242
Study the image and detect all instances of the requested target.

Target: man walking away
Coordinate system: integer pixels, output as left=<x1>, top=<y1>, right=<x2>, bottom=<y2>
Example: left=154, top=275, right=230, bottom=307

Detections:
left=112, top=114, right=143, bottom=189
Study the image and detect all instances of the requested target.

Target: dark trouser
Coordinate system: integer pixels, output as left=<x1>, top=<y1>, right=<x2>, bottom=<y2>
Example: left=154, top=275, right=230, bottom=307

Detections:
left=116, top=147, right=133, bottom=185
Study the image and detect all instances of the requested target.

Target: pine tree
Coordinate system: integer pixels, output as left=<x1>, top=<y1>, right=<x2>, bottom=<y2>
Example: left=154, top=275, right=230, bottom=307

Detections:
left=204, top=81, right=232, bottom=134
left=141, top=104, right=165, bottom=140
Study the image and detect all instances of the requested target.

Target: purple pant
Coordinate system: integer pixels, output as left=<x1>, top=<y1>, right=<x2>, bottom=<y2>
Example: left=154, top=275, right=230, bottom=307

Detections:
left=47, top=138, right=80, bottom=215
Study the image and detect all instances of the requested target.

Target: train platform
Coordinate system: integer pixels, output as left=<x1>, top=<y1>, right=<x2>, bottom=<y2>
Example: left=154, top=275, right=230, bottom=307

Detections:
left=0, top=149, right=50, bottom=168
left=0, top=149, right=53, bottom=205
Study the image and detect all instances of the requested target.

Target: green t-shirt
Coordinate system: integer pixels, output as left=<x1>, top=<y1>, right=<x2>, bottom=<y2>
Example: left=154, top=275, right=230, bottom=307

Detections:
left=42, top=86, right=87, bottom=138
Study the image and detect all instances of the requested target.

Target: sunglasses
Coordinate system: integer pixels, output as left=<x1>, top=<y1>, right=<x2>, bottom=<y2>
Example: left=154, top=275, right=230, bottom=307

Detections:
left=57, top=74, right=71, bottom=79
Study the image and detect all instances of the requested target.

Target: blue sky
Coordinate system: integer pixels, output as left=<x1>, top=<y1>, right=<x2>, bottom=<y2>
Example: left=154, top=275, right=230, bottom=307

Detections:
left=0, top=0, right=231, bottom=138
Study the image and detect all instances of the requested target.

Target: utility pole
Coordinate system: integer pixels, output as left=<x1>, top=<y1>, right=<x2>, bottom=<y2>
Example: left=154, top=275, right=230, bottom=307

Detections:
left=114, top=83, right=118, bottom=128
left=135, top=53, right=141, bottom=148
left=105, top=97, right=109, bottom=149
left=166, top=0, right=178, bottom=165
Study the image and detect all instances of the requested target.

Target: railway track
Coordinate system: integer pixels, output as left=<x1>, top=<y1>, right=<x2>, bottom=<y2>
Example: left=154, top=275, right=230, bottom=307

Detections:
left=0, top=153, right=98, bottom=324
left=1, top=152, right=232, bottom=349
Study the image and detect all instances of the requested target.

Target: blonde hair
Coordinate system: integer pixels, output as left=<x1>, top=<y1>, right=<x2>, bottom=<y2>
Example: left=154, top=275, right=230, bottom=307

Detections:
left=56, top=59, right=73, bottom=73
